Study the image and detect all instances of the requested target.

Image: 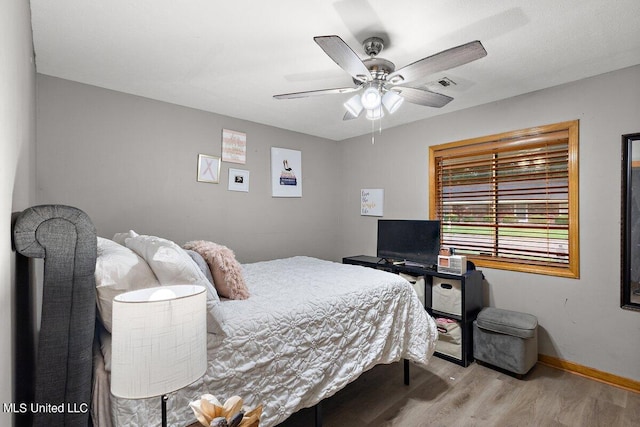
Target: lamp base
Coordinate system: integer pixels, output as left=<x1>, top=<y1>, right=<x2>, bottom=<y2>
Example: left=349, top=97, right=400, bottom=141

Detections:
left=162, top=394, right=168, bottom=427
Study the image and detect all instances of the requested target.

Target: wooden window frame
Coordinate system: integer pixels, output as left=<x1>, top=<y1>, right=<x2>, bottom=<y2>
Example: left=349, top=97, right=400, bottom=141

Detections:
left=429, top=120, right=579, bottom=278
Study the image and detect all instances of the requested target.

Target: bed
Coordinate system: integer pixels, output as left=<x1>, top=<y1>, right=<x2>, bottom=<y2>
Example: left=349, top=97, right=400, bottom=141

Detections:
left=12, top=205, right=438, bottom=427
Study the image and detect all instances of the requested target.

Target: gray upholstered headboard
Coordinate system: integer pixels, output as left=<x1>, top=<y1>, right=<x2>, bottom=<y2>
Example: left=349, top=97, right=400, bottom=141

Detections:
left=12, top=205, right=96, bottom=427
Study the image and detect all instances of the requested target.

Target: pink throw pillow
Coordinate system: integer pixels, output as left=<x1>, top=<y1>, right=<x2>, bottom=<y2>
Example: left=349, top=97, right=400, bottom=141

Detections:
left=183, top=240, right=249, bottom=300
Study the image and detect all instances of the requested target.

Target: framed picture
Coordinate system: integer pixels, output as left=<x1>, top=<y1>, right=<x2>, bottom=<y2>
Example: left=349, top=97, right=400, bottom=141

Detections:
left=361, top=189, right=384, bottom=216
left=228, top=168, right=250, bottom=192
left=271, top=147, right=302, bottom=197
left=222, top=129, right=247, bottom=164
left=197, top=154, right=221, bottom=183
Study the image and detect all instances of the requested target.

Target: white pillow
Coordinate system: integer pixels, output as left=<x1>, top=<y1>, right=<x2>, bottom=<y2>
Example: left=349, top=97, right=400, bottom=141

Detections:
left=95, top=237, right=160, bottom=332
left=112, top=229, right=139, bottom=245
left=124, top=234, right=222, bottom=334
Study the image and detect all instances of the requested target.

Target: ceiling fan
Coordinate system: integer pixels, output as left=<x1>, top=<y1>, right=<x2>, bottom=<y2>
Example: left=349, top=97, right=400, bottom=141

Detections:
left=274, top=35, right=487, bottom=121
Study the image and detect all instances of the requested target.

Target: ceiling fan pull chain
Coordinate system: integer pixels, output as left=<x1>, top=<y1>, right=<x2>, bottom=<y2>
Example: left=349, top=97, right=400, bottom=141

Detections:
left=371, top=118, right=375, bottom=144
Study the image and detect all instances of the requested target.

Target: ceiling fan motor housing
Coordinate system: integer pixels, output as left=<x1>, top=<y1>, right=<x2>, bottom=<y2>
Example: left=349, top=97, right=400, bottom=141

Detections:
left=363, top=57, right=395, bottom=80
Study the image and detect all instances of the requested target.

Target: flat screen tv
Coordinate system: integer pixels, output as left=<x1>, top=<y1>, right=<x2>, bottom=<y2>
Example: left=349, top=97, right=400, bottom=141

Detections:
left=377, top=219, right=441, bottom=267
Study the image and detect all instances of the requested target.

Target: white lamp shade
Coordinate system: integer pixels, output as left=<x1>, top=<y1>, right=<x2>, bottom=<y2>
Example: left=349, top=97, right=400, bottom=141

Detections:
left=110, top=285, right=207, bottom=399
left=365, top=106, right=385, bottom=120
left=343, top=94, right=364, bottom=116
left=382, top=90, right=404, bottom=114
left=361, top=86, right=382, bottom=109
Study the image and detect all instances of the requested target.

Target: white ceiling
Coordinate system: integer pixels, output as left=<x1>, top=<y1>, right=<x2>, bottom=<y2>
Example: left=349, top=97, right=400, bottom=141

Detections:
left=30, top=0, right=640, bottom=141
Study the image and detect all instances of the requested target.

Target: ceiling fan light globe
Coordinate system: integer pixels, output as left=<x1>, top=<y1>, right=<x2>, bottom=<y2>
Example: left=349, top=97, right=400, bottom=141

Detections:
left=361, top=86, right=382, bottom=109
left=365, top=107, right=384, bottom=121
left=344, top=94, right=364, bottom=116
left=382, top=91, right=404, bottom=114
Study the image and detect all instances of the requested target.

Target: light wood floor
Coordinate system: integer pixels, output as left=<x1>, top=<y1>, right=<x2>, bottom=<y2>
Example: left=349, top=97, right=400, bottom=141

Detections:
left=277, top=357, right=640, bottom=427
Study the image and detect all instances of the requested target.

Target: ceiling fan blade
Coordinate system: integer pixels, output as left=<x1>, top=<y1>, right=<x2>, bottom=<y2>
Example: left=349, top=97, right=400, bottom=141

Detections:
left=314, top=35, right=371, bottom=82
left=274, top=86, right=361, bottom=100
left=388, top=40, right=487, bottom=85
left=393, top=87, right=453, bottom=108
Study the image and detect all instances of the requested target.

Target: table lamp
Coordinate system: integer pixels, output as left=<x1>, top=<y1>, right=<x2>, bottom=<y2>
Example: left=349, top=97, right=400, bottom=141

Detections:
left=111, top=285, right=207, bottom=427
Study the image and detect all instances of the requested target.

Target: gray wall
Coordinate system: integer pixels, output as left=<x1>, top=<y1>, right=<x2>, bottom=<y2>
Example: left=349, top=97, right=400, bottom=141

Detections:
left=35, top=65, right=640, bottom=383
left=36, top=76, right=341, bottom=263
left=339, top=64, right=640, bottom=381
left=1, top=1, right=37, bottom=425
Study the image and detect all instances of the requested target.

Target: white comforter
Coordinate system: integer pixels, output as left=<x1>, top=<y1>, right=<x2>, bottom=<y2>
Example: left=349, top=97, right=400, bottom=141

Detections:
left=109, top=256, right=438, bottom=427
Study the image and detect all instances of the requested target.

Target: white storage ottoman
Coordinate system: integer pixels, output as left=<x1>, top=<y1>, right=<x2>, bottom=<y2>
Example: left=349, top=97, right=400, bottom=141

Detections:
left=473, top=307, right=538, bottom=376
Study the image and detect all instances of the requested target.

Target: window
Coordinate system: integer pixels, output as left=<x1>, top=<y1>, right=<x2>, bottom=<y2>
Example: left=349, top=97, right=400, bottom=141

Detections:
left=429, top=120, right=579, bottom=278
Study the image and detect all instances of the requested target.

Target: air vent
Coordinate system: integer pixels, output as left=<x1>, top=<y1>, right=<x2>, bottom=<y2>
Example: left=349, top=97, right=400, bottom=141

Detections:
left=437, top=77, right=456, bottom=87
left=424, top=77, right=457, bottom=92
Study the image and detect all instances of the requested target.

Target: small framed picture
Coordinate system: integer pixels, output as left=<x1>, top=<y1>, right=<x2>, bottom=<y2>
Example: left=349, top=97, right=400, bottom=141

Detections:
left=222, top=129, right=247, bottom=164
left=228, top=168, right=250, bottom=192
left=271, top=147, right=302, bottom=197
left=360, top=189, right=384, bottom=216
left=197, top=154, right=221, bottom=183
